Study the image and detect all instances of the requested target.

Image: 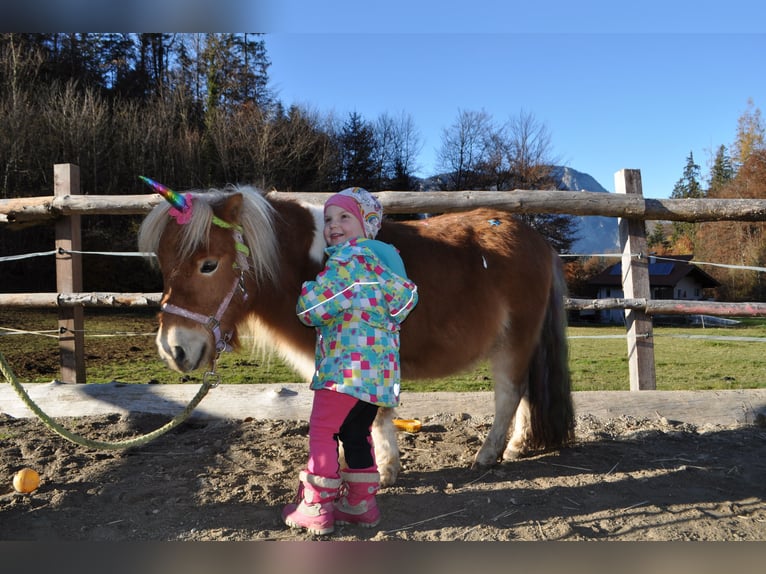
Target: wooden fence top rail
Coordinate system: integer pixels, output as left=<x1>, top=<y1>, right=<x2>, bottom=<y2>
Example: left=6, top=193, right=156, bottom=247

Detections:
left=2, top=190, right=766, bottom=225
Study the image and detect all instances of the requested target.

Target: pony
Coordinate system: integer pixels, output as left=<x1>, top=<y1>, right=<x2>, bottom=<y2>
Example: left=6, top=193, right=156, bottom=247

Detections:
left=138, top=184, right=575, bottom=486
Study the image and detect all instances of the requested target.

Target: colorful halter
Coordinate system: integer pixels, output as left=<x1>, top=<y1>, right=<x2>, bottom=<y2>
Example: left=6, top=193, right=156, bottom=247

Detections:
left=140, top=176, right=250, bottom=357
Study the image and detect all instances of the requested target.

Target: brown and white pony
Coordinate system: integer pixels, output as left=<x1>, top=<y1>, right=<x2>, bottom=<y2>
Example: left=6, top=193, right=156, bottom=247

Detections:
left=138, top=185, right=575, bottom=486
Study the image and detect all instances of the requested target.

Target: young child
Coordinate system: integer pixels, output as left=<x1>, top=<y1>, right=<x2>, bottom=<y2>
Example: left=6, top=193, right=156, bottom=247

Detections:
left=282, top=187, right=418, bottom=535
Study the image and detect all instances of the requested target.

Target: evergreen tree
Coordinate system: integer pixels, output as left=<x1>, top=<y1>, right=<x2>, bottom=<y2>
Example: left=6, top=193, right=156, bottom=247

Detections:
left=670, top=151, right=704, bottom=250
left=338, top=112, right=378, bottom=189
left=671, top=151, right=704, bottom=199
left=201, top=33, right=271, bottom=113
left=647, top=222, right=670, bottom=252
left=708, top=144, right=735, bottom=197
left=98, top=33, right=136, bottom=93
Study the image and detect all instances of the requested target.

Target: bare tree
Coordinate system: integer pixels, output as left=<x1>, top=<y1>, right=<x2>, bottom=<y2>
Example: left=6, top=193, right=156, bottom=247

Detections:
left=0, top=35, right=45, bottom=197
left=436, top=109, right=494, bottom=190
left=502, top=109, right=558, bottom=188
left=373, top=111, right=422, bottom=190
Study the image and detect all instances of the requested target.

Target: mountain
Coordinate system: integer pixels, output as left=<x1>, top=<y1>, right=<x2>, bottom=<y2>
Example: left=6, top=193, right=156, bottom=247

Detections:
left=417, top=166, right=620, bottom=256
left=550, top=166, right=620, bottom=256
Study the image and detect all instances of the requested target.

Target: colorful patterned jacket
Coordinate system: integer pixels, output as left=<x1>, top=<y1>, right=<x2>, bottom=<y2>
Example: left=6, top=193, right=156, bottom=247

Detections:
left=296, top=238, right=418, bottom=407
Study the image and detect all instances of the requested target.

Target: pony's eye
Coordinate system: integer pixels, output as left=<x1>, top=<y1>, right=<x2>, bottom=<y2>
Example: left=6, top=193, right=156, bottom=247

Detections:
left=200, top=260, right=218, bottom=274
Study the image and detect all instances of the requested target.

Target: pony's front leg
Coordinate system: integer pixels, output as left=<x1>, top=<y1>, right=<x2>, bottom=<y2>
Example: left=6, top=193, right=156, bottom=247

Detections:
left=371, top=407, right=400, bottom=486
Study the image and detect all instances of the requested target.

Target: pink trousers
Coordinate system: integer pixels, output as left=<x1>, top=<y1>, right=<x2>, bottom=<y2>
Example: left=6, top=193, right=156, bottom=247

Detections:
left=306, top=389, right=378, bottom=478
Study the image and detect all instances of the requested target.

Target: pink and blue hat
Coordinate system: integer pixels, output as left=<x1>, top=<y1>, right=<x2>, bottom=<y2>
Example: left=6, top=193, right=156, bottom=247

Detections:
left=324, top=187, right=383, bottom=239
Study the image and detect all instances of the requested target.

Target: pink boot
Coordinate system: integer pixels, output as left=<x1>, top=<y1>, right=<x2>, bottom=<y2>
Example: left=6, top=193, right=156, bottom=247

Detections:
left=282, top=471, right=342, bottom=535
left=334, top=469, right=381, bottom=528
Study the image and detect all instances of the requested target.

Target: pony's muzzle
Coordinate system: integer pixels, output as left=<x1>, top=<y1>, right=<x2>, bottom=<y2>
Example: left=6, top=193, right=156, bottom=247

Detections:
left=156, top=326, right=211, bottom=373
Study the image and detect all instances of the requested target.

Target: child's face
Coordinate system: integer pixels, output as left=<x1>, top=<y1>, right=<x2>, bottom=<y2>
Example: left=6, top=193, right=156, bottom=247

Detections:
left=324, top=204, right=365, bottom=246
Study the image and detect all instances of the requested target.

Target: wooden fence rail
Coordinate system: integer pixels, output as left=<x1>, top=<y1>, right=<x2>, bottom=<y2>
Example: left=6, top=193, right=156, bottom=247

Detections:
left=2, top=164, right=765, bottom=388
left=5, top=189, right=766, bottom=224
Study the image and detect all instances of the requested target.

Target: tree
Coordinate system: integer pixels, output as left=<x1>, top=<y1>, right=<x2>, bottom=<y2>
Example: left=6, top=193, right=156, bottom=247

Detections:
left=437, top=108, right=576, bottom=252
left=499, top=109, right=558, bottom=190
left=671, top=151, right=704, bottom=200
left=499, top=110, right=575, bottom=254
left=200, top=33, right=271, bottom=114
left=696, top=149, right=766, bottom=301
left=337, top=112, right=377, bottom=189
left=670, top=151, right=704, bottom=249
left=0, top=34, right=45, bottom=197
left=708, top=144, right=735, bottom=197
left=647, top=222, right=671, bottom=252
left=373, top=111, right=421, bottom=191
left=436, top=109, right=493, bottom=190
left=732, top=98, right=765, bottom=168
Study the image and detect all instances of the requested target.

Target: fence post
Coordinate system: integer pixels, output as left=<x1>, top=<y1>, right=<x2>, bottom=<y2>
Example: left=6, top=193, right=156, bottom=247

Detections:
left=54, top=164, right=86, bottom=384
left=615, top=169, right=656, bottom=390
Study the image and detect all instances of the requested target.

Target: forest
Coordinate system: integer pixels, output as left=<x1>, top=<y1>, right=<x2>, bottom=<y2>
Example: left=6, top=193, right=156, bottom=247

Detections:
left=1, top=33, right=765, bottom=300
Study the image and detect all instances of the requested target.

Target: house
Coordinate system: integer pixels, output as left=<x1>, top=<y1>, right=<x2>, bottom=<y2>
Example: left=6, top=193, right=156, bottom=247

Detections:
left=583, top=255, right=720, bottom=324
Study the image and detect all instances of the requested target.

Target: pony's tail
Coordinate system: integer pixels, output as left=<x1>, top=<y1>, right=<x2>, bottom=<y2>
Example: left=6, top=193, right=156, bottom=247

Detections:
left=527, top=254, right=575, bottom=450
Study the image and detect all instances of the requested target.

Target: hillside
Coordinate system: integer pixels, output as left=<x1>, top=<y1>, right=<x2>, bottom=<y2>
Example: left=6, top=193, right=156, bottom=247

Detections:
left=551, top=166, right=619, bottom=255
left=419, top=166, right=620, bottom=255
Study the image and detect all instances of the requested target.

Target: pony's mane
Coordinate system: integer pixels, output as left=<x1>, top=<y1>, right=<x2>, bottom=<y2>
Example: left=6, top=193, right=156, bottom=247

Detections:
left=138, top=185, right=280, bottom=284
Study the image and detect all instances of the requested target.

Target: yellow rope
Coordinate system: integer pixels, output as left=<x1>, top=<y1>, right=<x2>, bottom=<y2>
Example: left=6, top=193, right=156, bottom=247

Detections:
left=0, top=350, right=213, bottom=450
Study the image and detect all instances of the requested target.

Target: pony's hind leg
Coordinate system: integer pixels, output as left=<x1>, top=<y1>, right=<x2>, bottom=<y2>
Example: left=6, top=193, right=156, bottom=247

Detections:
left=504, top=390, right=531, bottom=460
left=473, top=346, right=528, bottom=467
left=371, top=407, right=400, bottom=486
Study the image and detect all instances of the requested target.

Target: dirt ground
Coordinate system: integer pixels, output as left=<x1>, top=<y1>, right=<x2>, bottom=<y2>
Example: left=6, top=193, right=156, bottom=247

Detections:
left=1, top=310, right=765, bottom=542
left=1, top=406, right=764, bottom=541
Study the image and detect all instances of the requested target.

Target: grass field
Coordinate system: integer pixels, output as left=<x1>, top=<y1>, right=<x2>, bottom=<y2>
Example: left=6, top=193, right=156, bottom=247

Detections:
left=1, top=309, right=765, bottom=391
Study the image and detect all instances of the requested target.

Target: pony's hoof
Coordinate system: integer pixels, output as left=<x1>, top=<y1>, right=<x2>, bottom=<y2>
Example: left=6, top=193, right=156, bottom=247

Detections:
left=379, top=466, right=398, bottom=487
left=502, top=449, right=523, bottom=461
left=472, top=451, right=499, bottom=469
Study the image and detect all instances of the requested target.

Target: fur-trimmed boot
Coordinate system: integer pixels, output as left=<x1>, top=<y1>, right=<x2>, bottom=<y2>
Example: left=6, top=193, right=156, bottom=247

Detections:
left=334, top=469, right=381, bottom=527
left=282, top=470, right=342, bottom=535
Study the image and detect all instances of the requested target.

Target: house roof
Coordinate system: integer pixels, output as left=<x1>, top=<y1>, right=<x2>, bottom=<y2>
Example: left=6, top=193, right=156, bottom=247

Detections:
left=587, top=255, right=720, bottom=289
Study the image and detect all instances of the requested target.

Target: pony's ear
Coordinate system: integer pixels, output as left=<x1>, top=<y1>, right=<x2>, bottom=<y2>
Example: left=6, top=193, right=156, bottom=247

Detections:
left=220, top=193, right=244, bottom=224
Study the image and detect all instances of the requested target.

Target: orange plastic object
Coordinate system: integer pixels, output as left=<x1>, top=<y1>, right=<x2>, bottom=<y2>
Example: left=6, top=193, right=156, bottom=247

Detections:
left=392, top=418, right=422, bottom=432
left=13, top=468, right=40, bottom=493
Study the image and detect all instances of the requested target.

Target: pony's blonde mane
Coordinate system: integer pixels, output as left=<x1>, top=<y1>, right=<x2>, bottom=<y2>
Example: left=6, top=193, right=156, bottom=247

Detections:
left=138, top=185, right=280, bottom=284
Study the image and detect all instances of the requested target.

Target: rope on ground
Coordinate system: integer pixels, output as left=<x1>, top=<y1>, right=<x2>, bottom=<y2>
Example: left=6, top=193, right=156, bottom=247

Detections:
left=0, top=350, right=214, bottom=450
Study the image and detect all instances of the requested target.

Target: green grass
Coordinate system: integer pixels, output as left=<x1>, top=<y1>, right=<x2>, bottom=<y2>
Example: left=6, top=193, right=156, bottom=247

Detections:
left=568, top=324, right=766, bottom=391
left=142, top=323, right=766, bottom=392
left=3, top=309, right=766, bottom=391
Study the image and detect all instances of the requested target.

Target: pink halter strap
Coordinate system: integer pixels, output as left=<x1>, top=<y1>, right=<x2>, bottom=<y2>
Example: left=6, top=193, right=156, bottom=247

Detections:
left=161, top=272, right=247, bottom=354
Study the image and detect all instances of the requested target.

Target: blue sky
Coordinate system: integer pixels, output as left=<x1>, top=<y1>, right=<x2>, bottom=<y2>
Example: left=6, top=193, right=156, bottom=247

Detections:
left=266, top=32, right=764, bottom=199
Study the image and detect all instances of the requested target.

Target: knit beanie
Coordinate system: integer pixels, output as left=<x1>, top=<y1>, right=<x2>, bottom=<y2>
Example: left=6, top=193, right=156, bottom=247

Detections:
left=324, top=187, right=383, bottom=239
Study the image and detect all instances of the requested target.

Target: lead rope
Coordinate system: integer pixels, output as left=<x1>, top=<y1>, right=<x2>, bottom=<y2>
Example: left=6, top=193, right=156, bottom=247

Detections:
left=0, top=349, right=219, bottom=450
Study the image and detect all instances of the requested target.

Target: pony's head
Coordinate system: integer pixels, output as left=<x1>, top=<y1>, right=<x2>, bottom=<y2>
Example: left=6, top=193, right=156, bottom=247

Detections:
left=138, top=183, right=279, bottom=372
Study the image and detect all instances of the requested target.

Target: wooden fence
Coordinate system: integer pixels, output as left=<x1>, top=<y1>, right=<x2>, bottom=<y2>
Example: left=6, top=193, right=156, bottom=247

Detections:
left=3, top=164, right=766, bottom=389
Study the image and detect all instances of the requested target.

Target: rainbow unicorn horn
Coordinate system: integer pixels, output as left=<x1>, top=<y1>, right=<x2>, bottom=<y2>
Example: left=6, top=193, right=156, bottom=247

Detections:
left=139, top=176, right=189, bottom=211
left=139, top=176, right=193, bottom=224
